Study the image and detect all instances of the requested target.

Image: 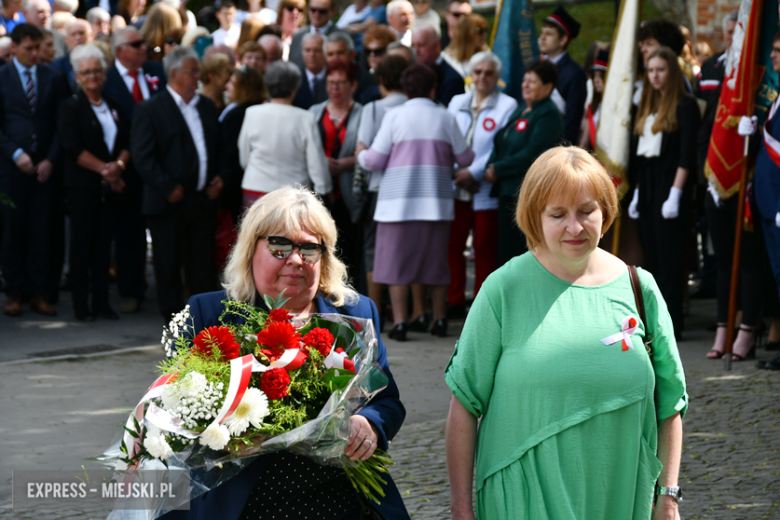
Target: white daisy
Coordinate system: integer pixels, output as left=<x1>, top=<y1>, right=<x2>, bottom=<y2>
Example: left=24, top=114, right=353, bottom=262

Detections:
left=224, top=388, right=269, bottom=436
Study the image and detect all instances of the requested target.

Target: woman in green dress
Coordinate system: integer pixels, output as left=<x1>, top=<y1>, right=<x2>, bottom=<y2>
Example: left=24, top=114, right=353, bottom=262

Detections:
left=445, top=147, right=687, bottom=520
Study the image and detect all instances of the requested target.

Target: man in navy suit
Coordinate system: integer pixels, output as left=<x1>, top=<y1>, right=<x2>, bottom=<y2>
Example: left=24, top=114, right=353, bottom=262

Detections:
left=51, top=17, right=93, bottom=89
left=539, top=6, right=586, bottom=144
left=131, top=46, right=223, bottom=321
left=288, top=0, right=339, bottom=72
left=0, top=23, right=68, bottom=317
left=292, top=32, right=328, bottom=109
left=411, top=24, right=464, bottom=106
left=100, top=26, right=167, bottom=314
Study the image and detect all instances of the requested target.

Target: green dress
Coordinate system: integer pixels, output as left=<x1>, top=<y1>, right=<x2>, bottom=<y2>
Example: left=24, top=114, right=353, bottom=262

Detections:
left=445, top=253, right=688, bottom=520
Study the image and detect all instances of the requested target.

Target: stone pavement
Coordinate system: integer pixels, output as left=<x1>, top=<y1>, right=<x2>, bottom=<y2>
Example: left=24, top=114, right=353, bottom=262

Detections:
left=0, top=297, right=779, bottom=519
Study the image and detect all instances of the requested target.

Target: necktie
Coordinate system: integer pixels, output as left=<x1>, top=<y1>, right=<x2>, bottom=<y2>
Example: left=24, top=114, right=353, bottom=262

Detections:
left=127, top=69, right=144, bottom=103
left=25, top=70, right=36, bottom=108
left=25, top=70, right=37, bottom=152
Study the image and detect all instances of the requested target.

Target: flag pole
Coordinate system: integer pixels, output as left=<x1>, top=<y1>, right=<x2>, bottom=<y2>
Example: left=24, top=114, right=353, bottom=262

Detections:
left=724, top=136, right=751, bottom=371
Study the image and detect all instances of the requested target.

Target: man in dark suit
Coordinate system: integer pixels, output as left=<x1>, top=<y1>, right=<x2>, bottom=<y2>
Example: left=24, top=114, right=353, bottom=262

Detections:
left=100, top=26, right=166, bottom=314
left=288, top=0, right=339, bottom=72
left=292, top=32, right=328, bottom=109
left=131, top=46, right=223, bottom=321
left=51, top=18, right=93, bottom=89
left=411, top=24, right=463, bottom=106
left=324, top=31, right=373, bottom=102
left=539, top=6, right=586, bottom=144
left=0, top=23, right=68, bottom=317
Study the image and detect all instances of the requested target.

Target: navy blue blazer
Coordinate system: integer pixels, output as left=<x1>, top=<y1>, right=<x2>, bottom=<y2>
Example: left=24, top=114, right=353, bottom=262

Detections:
left=553, top=52, right=587, bottom=144
left=436, top=59, right=465, bottom=107
left=293, top=74, right=328, bottom=110
left=163, top=290, right=410, bottom=520
left=0, top=62, right=69, bottom=174
left=755, top=108, right=780, bottom=219
left=101, top=61, right=166, bottom=121
left=51, top=52, right=75, bottom=90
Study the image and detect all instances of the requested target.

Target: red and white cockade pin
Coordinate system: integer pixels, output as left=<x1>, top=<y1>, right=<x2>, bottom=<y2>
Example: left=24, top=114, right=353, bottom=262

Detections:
left=483, top=117, right=496, bottom=131
left=515, top=119, right=529, bottom=132
left=600, top=315, right=639, bottom=352
left=145, top=74, right=160, bottom=91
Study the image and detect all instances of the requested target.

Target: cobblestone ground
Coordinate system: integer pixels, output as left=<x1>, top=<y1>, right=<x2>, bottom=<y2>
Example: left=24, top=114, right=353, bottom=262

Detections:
left=388, top=354, right=780, bottom=519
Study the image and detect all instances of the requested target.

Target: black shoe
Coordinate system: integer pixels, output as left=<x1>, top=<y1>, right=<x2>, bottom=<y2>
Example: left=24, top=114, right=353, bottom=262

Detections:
left=446, top=304, right=466, bottom=320
left=765, top=340, right=780, bottom=351
left=430, top=318, right=447, bottom=337
left=408, top=314, right=430, bottom=332
left=757, top=352, right=780, bottom=369
left=388, top=323, right=407, bottom=342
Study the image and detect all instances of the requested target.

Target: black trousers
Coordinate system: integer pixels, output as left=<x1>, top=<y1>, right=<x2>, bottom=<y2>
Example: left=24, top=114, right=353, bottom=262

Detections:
left=705, top=192, right=767, bottom=325
left=0, top=172, right=54, bottom=298
left=497, top=195, right=527, bottom=268
left=64, top=186, right=115, bottom=313
left=114, top=170, right=147, bottom=301
left=146, top=202, right=218, bottom=320
left=637, top=184, right=691, bottom=335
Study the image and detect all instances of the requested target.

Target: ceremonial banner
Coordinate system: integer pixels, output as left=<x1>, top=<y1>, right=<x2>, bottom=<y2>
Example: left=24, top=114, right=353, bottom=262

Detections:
left=705, top=0, right=764, bottom=199
left=594, top=0, right=641, bottom=200
left=490, top=0, right=538, bottom=101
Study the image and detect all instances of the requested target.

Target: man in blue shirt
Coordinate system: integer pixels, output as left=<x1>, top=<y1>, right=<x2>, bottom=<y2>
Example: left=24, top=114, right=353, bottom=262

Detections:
left=0, top=0, right=25, bottom=34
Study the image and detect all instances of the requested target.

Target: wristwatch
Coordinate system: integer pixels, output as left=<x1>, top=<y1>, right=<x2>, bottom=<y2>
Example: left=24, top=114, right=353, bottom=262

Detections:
left=655, top=486, right=683, bottom=503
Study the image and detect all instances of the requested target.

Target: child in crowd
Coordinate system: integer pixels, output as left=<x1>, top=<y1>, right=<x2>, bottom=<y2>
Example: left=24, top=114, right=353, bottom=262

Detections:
left=212, top=0, right=239, bottom=48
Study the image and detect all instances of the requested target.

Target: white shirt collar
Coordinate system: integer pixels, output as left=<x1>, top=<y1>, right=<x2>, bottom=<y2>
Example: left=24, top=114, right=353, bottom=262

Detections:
left=549, top=50, right=567, bottom=65
left=13, top=56, right=35, bottom=76
left=167, top=84, right=199, bottom=109
left=115, top=59, right=142, bottom=78
left=306, top=67, right=327, bottom=82
left=310, top=20, right=333, bottom=34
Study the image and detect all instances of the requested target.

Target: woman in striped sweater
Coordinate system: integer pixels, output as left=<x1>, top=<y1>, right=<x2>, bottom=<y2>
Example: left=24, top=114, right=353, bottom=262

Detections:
left=358, top=63, right=475, bottom=341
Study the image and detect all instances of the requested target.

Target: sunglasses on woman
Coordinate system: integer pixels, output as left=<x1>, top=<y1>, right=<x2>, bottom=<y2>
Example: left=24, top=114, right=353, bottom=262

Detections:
left=259, top=236, right=327, bottom=264
left=366, top=46, right=386, bottom=57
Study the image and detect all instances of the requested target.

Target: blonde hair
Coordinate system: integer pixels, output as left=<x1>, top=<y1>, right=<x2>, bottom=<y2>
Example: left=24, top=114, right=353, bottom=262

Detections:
left=200, top=53, right=232, bottom=84
left=140, top=2, right=182, bottom=52
left=516, top=147, right=619, bottom=250
left=444, top=13, right=488, bottom=63
left=634, top=46, right=686, bottom=135
left=223, top=186, right=358, bottom=307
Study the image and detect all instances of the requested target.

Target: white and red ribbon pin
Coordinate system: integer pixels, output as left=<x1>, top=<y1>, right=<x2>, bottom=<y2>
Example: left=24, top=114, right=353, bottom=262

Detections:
left=600, top=315, right=639, bottom=352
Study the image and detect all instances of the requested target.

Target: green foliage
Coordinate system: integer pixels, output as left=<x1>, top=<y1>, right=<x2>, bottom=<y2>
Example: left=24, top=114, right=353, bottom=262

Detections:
left=344, top=449, right=395, bottom=504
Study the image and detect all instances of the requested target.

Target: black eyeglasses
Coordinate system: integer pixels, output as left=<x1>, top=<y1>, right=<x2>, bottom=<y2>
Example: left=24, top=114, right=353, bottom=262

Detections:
left=309, top=6, right=330, bottom=15
left=447, top=11, right=464, bottom=17
left=284, top=4, right=301, bottom=11
left=165, top=37, right=181, bottom=45
left=366, top=46, right=386, bottom=57
left=259, top=236, right=326, bottom=264
left=476, top=27, right=486, bottom=36
left=126, top=40, right=146, bottom=48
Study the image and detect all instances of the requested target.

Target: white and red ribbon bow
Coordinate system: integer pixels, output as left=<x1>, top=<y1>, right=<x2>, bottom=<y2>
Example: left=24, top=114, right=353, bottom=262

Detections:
left=324, top=346, right=355, bottom=373
left=600, top=315, right=639, bottom=352
left=145, top=74, right=160, bottom=91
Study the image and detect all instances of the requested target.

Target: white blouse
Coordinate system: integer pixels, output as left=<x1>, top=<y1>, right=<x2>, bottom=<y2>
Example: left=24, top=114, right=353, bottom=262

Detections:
left=91, top=101, right=117, bottom=156
left=637, top=113, right=662, bottom=158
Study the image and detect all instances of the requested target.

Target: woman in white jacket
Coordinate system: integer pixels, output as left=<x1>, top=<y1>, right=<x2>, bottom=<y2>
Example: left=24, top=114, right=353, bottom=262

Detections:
left=238, top=61, right=331, bottom=208
left=446, top=52, right=517, bottom=316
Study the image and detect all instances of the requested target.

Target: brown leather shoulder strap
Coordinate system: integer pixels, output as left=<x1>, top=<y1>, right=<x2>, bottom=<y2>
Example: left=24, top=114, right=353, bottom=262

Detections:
left=628, top=265, right=653, bottom=357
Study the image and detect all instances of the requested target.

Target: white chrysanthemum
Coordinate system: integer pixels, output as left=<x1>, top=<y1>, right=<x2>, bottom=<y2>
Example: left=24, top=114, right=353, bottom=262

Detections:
left=143, top=426, right=174, bottom=460
left=199, top=422, right=230, bottom=450
left=178, top=372, right=207, bottom=398
left=224, top=388, right=269, bottom=436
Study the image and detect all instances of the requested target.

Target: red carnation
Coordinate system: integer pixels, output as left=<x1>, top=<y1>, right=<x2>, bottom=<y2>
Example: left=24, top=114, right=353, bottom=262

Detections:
left=268, top=309, right=292, bottom=323
left=303, top=328, right=335, bottom=357
left=193, top=326, right=241, bottom=360
left=261, top=367, right=291, bottom=399
left=256, top=321, right=302, bottom=362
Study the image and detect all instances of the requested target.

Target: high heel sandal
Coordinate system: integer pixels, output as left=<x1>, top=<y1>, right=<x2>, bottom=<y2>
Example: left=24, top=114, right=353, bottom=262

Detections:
left=731, top=325, right=757, bottom=362
left=707, top=323, right=728, bottom=359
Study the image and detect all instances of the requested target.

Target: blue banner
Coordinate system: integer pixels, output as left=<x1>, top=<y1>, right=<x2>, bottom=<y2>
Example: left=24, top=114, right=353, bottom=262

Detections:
left=754, top=0, right=779, bottom=125
left=490, top=0, right=539, bottom=101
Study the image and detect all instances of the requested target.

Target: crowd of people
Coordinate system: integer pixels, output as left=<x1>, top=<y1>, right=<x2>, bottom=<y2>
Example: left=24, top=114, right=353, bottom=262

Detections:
left=0, top=0, right=778, bottom=370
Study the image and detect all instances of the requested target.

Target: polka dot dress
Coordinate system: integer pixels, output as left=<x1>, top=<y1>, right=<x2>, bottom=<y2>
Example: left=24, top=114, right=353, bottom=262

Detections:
left=239, top=451, right=362, bottom=520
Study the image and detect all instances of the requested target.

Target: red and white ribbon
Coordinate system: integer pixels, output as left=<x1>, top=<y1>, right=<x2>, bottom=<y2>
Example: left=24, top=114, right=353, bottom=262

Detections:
left=324, top=347, right=355, bottom=373
left=122, top=373, right=178, bottom=465
left=600, top=316, right=639, bottom=352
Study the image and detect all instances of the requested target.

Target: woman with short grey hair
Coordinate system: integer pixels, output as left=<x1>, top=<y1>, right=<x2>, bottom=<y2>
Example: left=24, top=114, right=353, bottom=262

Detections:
left=237, top=61, right=330, bottom=209
left=58, top=43, right=132, bottom=321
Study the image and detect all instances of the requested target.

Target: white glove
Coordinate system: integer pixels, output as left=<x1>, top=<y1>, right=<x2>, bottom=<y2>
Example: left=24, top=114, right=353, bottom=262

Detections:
left=737, top=115, right=758, bottom=137
left=775, top=211, right=780, bottom=228
left=628, top=188, right=640, bottom=219
left=661, top=187, right=683, bottom=219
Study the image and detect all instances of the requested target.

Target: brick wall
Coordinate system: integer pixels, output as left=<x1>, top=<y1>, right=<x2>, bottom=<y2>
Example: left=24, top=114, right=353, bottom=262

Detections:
left=694, top=0, right=740, bottom=52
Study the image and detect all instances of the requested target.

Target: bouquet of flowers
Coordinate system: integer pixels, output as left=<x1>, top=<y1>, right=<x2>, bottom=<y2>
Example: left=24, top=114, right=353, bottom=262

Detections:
left=98, top=292, right=393, bottom=515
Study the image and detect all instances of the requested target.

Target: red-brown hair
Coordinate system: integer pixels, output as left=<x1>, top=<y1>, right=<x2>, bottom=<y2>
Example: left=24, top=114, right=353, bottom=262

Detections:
left=325, top=57, right=357, bottom=83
